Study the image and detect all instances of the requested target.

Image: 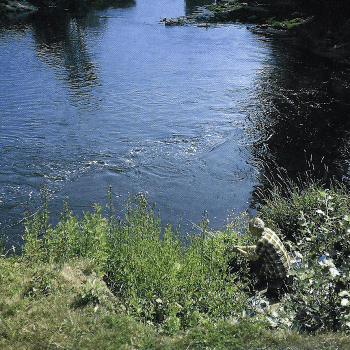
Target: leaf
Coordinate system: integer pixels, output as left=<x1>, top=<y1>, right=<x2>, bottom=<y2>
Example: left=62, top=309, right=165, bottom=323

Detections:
left=329, top=267, right=340, bottom=277
left=318, top=191, right=327, bottom=199
left=343, top=215, right=350, bottom=222
left=294, top=251, right=303, bottom=259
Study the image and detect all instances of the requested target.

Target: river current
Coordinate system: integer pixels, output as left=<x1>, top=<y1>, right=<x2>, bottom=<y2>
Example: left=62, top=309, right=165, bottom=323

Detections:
left=1, top=0, right=350, bottom=248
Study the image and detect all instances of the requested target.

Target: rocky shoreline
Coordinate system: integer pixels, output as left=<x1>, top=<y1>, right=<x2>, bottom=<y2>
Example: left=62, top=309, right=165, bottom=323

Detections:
left=160, top=0, right=350, bottom=66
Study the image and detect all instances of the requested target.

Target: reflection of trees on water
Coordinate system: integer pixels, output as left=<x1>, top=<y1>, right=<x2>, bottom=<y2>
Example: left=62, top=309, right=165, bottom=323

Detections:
left=248, top=49, right=350, bottom=204
left=31, top=0, right=135, bottom=110
left=32, top=13, right=100, bottom=109
left=78, top=0, right=136, bottom=12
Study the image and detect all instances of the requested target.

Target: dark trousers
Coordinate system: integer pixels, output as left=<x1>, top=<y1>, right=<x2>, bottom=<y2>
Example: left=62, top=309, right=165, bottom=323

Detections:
left=249, top=260, right=290, bottom=297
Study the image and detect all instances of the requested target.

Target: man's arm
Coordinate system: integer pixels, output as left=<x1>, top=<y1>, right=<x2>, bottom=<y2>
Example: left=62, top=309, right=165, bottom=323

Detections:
left=232, top=245, right=259, bottom=261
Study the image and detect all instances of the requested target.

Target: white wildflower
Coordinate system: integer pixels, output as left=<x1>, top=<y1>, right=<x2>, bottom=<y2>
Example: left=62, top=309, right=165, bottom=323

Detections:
left=330, top=267, right=340, bottom=277
left=341, top=298, right=350, bottom=307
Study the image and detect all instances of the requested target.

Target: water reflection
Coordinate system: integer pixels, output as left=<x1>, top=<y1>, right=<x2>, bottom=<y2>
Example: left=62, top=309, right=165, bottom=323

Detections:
left=25, top=0, right=210, bottom=110
left=89, top=0, right=136, bottom=10
left=32, top=13, right=100, bottom=109
left=52, top=0, right=136, bottom=14
left=248, top=44, right=350, bottom=203
left=30, top=0, right=136, bottom=109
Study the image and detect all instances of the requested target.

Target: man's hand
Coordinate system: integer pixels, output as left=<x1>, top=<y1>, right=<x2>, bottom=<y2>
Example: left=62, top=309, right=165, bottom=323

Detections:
left=231, top=245, right=258, bottom=260
left=232, top=245, right=247, bottom=255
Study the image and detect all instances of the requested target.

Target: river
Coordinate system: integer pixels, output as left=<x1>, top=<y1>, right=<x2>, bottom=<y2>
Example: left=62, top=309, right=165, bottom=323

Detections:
left=1, top=0, right=350, bottom=248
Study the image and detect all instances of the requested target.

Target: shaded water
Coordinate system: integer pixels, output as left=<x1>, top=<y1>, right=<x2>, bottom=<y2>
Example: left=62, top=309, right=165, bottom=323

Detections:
left=1, top=0, right=350, bottom=248
left=248, top=42, right=350, bottom=202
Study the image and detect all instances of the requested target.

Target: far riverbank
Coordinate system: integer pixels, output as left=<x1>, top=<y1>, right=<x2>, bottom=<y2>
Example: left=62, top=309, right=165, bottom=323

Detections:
left=162, top=0, right=350, bottom=66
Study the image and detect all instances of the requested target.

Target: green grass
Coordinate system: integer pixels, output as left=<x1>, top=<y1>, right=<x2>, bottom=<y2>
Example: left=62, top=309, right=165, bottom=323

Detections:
left=0, top=257, right=161, bottom=349
left=268, top=17, right=310, bottom=29
left=205, top=2, right=243, bottom=12
left=2, top=186, right=350, bottom=348
left=1, top=255, right=349, bottom=349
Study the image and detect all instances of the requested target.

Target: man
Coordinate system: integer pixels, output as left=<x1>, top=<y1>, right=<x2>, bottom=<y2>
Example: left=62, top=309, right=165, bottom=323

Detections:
left=233, top=218, right=291, bottom=296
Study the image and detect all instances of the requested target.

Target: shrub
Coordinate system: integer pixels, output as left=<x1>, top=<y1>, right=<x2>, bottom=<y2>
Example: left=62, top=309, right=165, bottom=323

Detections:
left=104, top=196, right=253, bottom=332
left=22, top=192, right=253, bottom=332
left=260, top=182, right=350, bottom=246
left=73, top=279, right=104, bottom=307
left=23, top=199, right=110, bottom=269
left=260, top=183, right=350, bottom=332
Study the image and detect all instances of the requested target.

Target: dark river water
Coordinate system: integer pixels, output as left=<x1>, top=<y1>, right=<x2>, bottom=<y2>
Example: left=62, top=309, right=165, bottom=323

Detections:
left=1, top=0, right=350, bottom=248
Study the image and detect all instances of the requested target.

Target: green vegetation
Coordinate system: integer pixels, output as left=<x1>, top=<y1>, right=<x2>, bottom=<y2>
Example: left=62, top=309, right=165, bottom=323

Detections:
left=22, top=192, right=254, bottom=333
left=2, top=184, right=350, bottom=348
left=260, top=182, right=350, bottom=333
left=267, top=17, right=310, bottom=30
left=205, top=1, right=243, bottom=13
left=204, top=0, right=312, bottom=30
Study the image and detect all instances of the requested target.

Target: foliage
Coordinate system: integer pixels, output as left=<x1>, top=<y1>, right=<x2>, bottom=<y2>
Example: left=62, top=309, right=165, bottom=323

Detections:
left=206, top=1, right=243, bottom=12
left=22, top=268, right=56, bottom=299
left=73, top=279, right=104, bottom=307
left=260, top=183, right=350, bottom=332
left=4, top=182, right=350, bottom=346
left=23, top=198, right=110, bottom=270
left=259, top=182, right=350, bottom=245
left=283, top=256, right=350, bottom=333
left=268, top=17, right=310, bottom=29
left=2, top=256, right=350, bottom=349
left=21, top=192, right=254, bottom=333
left=105, top=202, right=254, bottom=332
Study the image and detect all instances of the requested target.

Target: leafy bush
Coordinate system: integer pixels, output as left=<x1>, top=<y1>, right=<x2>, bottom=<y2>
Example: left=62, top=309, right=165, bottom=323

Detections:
left=23, top=198, right=110, bottom=269
left=104, top=195, right=253, bottom=332
left=283, top=256, right=348, bottom=332
left=16, top=181, right=350, bottom=335
left=22, top=269, right=55, bottom=299
left=260, top=183, right=350, bottom=332
left=260, top=183, right=350, bottom=245
left=22, top=192, right=253, bottom=333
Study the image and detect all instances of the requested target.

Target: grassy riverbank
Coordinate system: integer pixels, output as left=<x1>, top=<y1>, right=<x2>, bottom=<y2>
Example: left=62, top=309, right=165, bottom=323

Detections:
left=1, top=255, right=349, bottom=349
left=2, top=183, right=350, bottom=348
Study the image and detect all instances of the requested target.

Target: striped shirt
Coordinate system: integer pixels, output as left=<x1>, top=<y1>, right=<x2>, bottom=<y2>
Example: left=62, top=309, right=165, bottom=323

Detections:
left=252, top=228, right=290, bottom=280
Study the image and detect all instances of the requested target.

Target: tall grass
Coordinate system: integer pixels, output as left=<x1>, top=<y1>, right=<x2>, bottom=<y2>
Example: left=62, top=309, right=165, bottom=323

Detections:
left=20, top=180, right=350, bottom=335
left=22, top=191, right=254, bottom=333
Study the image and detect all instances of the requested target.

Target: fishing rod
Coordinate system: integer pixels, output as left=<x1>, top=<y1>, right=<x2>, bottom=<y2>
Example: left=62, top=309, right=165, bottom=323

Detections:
left=190, top=221, right=227, bottom=245
left=189, top=221, right=248, bottom=253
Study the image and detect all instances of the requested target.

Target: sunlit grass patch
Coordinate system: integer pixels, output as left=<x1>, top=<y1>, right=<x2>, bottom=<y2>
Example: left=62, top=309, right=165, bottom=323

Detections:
left=0, top=257, right=156, bottom=349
